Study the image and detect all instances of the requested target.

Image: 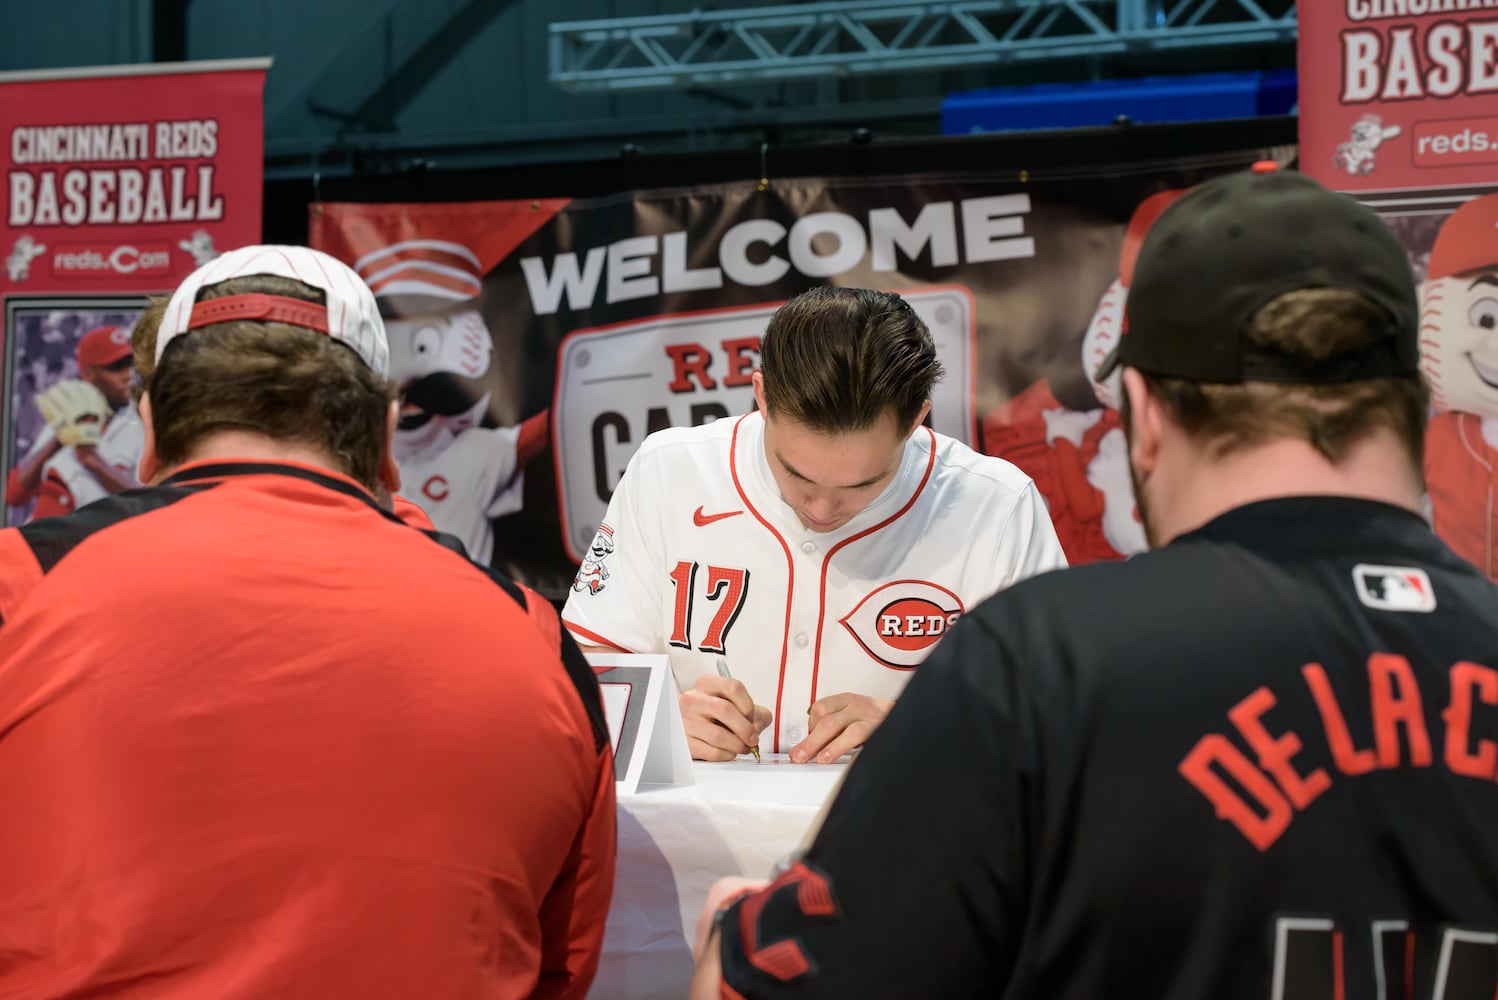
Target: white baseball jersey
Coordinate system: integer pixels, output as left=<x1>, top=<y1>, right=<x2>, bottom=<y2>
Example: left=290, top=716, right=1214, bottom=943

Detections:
left=24, top=405, right=142, bottom=516
left=15, top=426, right=55, bottom=476
left=398, top=424, right=522, bottom=564
left=561, top=411, right=1067, bottom=753
left=47, top=449, right=105, bottom=512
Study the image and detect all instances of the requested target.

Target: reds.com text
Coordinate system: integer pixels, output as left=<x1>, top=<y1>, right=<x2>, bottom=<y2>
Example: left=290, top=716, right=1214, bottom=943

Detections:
left=1412, top=115, right=1498, bottom=165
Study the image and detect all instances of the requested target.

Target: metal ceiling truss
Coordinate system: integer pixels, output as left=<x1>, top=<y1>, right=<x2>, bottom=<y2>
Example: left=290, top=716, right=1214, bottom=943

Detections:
left=548, top=0, right=1297, bottom=93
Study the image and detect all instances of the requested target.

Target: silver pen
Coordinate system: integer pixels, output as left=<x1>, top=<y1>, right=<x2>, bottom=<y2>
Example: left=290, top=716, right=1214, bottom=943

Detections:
left=715, top=657, right=762, bottom=763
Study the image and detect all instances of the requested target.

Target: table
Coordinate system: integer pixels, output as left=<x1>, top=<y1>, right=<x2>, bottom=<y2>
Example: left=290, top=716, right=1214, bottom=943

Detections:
left=587, top=755, right=847, bottom=1000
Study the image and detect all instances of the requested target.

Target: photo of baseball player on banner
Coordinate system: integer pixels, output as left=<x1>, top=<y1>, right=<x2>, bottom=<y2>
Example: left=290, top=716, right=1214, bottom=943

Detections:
left=1, top=297, right=148, bottom=525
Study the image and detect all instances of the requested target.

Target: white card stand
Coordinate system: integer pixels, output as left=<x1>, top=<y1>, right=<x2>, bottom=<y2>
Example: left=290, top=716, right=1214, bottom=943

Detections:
left=587, top=653, right=696, bottom=796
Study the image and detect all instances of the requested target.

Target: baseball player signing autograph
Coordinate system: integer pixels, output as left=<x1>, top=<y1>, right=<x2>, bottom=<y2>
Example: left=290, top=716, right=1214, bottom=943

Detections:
left=691, top=165, right=1498, bottom=998
left=563, top=285, right=1067, bottom=764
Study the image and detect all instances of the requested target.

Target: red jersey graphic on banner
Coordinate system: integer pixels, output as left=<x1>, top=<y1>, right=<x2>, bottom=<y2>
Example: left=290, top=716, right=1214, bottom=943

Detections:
left=981, top=188, right=1184, bottom=564
left=1420, top=192, right=1498, bottom=581
left=1299, top=4, right=1498, bottom=192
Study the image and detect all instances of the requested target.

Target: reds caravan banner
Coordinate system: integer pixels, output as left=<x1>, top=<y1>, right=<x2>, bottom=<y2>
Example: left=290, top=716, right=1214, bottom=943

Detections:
left=1298, top=1, right=1498, bottom=192
left=311, top=149, right=1290, bottom=598
left=0, top=59, right=267, bottom=527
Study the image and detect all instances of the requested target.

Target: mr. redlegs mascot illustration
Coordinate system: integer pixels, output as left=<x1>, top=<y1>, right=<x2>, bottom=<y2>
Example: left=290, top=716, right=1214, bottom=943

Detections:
left=355, top=240, right=548, bottom=565
left=1420, top=192, right=1498, bottom=581
left=983, top=188, right=1183, bottom=563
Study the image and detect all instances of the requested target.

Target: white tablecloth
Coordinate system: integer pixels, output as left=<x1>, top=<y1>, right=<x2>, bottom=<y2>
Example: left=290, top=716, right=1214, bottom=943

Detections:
left=587, top=755, right=847, bottom=1000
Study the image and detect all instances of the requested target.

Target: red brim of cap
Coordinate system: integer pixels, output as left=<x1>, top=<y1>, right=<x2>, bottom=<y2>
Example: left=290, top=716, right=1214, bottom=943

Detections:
left=92, top=343, right=134, bottom=364
left=1428, top=252, right=1498, bottom=283
left=77, top=337, right=133, bottom=368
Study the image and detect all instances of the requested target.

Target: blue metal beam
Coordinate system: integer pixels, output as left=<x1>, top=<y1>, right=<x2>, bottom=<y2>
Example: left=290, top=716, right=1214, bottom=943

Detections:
left=548, top=0, right=1296, bottom=93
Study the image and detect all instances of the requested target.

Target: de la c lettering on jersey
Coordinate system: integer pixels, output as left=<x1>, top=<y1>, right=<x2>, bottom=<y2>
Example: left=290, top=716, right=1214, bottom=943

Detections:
left=561, top=411, right=1067, bottom=752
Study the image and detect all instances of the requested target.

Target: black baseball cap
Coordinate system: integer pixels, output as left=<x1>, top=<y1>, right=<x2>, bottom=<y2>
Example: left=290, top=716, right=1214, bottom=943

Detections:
left=1096, top=163, right=1419, bottom=385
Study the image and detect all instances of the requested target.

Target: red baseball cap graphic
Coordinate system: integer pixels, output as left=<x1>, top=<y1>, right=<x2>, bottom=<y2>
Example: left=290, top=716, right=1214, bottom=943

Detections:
left=1120, top=189, right=1190, bottom=288
left=75, top=325, right=133, bottom=369
left=353, top=240, right=484, bottom=304
left=1428, top=194, right=1498, bottom=281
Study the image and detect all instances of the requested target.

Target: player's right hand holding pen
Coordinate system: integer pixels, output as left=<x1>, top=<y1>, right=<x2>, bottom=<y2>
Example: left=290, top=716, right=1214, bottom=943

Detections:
left=678, top=661, right=772, bottom=762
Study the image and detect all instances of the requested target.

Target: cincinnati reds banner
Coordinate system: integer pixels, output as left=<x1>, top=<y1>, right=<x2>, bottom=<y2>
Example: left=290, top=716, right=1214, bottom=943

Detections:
left=1298, top=1, right=1498, bottom=192
left=1299, top=4, right=1498, bottom=583
left=312, top=147, right=1291, bottom=598
left=1, top=60, right=268, bottom=294
left=1, top=59, right=268, bottom=526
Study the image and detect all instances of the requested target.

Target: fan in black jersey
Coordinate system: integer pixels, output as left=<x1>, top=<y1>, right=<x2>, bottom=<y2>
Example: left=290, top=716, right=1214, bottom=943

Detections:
left=690, top=163, right=1498, bottom=999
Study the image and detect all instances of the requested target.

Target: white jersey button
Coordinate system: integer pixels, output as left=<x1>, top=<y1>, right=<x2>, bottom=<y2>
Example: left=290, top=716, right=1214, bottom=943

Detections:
left=800, top=540, right=816, bottom=554
left=794, top=632, right=809, bottom=649
left=787, top=726, right=802, bottom=743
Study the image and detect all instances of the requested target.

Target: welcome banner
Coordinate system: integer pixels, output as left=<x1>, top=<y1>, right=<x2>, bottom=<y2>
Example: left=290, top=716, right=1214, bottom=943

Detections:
left=313, top=144, right=1290, bottom=598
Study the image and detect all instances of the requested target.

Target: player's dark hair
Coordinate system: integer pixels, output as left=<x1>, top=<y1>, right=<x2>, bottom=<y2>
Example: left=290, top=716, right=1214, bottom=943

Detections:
left=128, top=294, right=169, bottom=404
left=145, top=274, right=395, bottom=489
left=1141, top=288, right=1429, bottom=470
left=759, top=286, right=943, bottom=433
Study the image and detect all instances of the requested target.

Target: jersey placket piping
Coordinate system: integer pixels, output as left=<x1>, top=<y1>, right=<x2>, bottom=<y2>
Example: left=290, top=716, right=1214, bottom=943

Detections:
left=729, top=413, right=797, bottom=753
left=809, top=429, right=939, bottom=706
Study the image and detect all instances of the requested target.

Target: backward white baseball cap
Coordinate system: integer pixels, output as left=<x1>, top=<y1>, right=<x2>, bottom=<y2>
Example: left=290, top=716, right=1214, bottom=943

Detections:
left=158, top=245, right=389, bottom=376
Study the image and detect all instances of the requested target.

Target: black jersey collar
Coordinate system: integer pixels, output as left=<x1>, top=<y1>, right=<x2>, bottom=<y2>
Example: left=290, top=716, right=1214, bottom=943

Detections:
left=161, top=461, right=386, bottom=515
left=1180, top=495, right=1429, bottom=552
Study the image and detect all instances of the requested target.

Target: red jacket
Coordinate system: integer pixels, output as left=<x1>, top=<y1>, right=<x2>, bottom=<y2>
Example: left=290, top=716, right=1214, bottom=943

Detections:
left=0, top=459, right=614, bottom=999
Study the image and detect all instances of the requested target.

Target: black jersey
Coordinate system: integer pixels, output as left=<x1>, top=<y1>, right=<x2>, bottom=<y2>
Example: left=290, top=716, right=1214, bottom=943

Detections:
left=719, top=497, right=1498, bottom=999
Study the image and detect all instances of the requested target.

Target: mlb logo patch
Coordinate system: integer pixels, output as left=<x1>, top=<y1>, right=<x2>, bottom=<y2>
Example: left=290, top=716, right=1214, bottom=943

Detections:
left=1352, top=564, right=1436, bottom=613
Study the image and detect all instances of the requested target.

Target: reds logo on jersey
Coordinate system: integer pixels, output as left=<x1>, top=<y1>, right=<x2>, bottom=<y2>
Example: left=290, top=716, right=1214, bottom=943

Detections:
left=839, top=580, right=966, bottom=669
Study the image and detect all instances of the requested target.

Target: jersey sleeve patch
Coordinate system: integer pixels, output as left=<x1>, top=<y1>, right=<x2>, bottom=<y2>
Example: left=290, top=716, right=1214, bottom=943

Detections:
left=571, top=523, right=615, bottom=596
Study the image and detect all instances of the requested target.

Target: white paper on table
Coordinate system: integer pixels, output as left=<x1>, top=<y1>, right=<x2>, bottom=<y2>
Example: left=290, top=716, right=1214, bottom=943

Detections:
left=587, top=757, right=848, bottom=1000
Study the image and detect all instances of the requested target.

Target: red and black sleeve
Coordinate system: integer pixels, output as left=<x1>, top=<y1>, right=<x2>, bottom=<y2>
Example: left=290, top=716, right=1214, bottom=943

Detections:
left=717, top=615, right=1039, bottom=998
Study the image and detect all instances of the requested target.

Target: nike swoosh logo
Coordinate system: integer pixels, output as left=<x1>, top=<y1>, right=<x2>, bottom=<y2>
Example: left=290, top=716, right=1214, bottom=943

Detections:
left=693, top=506, right=744, bottom=527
